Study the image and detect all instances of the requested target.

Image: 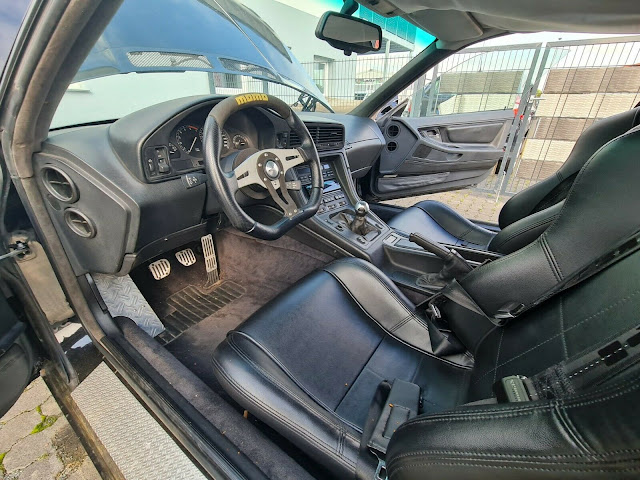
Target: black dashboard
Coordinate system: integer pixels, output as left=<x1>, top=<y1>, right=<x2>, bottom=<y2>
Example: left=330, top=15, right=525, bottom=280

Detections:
left=38, top=95, right=384, bottom=276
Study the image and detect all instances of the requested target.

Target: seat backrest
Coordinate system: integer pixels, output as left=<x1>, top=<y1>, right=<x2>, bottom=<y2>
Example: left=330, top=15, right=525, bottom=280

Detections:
left=386, top=124, right=640, bottom=480
left=497, top=106, right=640, bottom=229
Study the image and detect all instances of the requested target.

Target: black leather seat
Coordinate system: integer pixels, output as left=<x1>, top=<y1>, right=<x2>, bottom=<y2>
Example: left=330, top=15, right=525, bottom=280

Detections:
left=388, top=106, right=640, bottom=254
left=212, top=124, right=640, bottom=478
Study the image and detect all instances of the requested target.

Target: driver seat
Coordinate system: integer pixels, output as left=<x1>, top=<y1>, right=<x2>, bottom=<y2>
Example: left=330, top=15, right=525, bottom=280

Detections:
left=388, top=106, right=640, bottom=254
left=212, top=125, right=640, bottom=478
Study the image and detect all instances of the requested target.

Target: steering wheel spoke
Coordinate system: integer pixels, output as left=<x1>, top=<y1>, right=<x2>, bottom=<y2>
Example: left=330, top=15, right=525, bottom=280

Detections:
left=204, top=94, right=322, bottom=240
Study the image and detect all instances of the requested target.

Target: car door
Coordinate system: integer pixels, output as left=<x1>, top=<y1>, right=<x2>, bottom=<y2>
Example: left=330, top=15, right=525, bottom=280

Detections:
left=0, top=290, right=38, bottom=416
left=367, top=109, right=512, bottom=200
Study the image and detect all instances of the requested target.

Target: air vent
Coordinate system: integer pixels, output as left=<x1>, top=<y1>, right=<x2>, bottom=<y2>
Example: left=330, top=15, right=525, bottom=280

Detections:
left=288, top=123, right=345, bottom=151
left=41, top=166, right=78, bottom=203
left=387, top=124, right=400, bottom=138
left=387, top=141, right=398, bottom=152
left=64, top=209, right=96, bottom=238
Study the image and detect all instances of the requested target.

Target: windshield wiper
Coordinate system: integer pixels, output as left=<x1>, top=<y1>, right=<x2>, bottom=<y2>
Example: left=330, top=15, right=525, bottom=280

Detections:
left=292, top=93, right=318, bottom=112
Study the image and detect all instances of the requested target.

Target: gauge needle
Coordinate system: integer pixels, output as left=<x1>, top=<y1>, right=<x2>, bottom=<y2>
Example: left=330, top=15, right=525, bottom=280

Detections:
left=188, top=136, right=197, bottom=154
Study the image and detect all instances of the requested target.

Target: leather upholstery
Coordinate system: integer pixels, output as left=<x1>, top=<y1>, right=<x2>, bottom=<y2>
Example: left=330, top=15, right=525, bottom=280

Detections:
left=388, top=107, right=640, bottom=254
left=388, top=200, right=496, bottom=249
left=212, top=258, right=472, bottom=478
left=212, top=123, right=640, bottom=479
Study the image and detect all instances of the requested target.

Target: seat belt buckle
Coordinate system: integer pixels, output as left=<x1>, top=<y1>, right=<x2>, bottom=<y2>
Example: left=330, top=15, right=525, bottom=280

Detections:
left=374, top=454, right=387, bottom=480
left=493, top=375, right=539, bottom=403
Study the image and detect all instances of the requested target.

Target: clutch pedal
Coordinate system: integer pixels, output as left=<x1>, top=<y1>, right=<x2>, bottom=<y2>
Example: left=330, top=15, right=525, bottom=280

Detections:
left=175, top=248, right=196, bottom=267
left=149, top=259, right=171, bottom=280
left=201, top=234, right=219, bottom=286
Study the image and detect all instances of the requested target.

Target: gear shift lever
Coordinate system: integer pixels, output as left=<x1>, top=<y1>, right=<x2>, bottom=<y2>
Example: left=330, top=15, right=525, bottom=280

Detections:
left=351, top=200, right=369, bottom=235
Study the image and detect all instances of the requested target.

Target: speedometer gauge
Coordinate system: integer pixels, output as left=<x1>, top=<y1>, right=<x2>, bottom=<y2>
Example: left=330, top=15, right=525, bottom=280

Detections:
left=175, top=125, right=203, bottom=156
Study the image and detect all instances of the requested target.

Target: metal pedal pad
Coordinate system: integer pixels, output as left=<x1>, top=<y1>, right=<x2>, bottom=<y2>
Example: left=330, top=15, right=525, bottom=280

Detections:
left=201, top=234, right=219, bottom=286
left=175, top=248, right=196, bottom=267
left=148, top=259, right=171, bottom=280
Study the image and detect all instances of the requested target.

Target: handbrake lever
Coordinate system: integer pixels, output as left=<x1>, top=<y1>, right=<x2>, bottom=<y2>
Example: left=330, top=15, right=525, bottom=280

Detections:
left=409, top=232, right=473, bottom=291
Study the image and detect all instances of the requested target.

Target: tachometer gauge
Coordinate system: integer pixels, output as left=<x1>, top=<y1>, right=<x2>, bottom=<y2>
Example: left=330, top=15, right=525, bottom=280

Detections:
left=175, top=125, right=203, bottom=156
left=232, top=134, right=249, bottom=150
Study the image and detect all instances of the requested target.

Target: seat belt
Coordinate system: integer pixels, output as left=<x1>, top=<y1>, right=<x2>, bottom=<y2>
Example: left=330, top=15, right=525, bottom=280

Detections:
left=430, top=230, right=640, bottom=326
left=355, top=379, right=421, bottom=480
left=493, top=323, right=640, bottom=402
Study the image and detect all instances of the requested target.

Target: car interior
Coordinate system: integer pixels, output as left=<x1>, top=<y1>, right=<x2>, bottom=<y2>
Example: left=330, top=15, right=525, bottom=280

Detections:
left=4, top=0, right=640, bottom=478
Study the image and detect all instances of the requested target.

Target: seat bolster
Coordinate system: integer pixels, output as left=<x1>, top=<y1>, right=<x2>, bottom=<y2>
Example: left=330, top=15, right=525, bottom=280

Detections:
left=489, top=201, right=563, bottom=254
left=386, top=378, right=640, bottom=480
left=212, top=332, right=365, bottom=478
left=388, top=200, right=495, bottom=249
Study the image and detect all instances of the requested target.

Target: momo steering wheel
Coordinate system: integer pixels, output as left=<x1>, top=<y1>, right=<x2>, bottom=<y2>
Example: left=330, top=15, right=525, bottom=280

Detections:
left=203, top=94, right=323, bottom=240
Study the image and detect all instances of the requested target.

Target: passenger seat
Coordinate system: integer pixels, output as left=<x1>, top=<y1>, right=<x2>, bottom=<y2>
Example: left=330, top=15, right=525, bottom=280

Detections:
left=388, top=106, right=640, bottom=254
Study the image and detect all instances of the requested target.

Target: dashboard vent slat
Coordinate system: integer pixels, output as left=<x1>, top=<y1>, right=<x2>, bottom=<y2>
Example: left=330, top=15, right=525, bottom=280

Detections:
left=41, top=166, right=78, bottom=203
left=288, top=123, right=344, bottom=151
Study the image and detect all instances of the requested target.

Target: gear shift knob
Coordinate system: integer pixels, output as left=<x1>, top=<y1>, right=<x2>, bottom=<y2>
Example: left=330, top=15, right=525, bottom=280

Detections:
left=354, top=200, right=369, bottom=217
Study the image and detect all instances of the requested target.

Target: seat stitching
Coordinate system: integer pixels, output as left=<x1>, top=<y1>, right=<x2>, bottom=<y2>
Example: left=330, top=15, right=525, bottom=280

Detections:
left=388, top=462, right=640, bottom=477
left=323, top=269, right=472, bottom=370
left=415, top=202, right=491, bottom=242
left=226, top=333, right=363, bottom=437
left=330, top=259, right=415, bottom=316
left=543, top=128, right=639, bottom=239
left=492, top=329, right=504, bottom=385
left=559, top=297, right=568, bottom=360
left=554, top=403, right=593, bottom=454
left=540, top=234, right=562, bottom=281
left=491, top=215, right=558, bottom=250
left=211, top=354, right=357, bottom=469
left=389, top=447, right=640, bottom=461
left=472, top=287, right=640, bottom=385
left=404, top=379, right=640, bottom=428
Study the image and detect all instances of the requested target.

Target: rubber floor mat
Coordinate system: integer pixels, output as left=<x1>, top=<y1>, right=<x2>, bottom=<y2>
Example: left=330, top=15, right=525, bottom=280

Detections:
left=156, top=280, right=245, bottom=345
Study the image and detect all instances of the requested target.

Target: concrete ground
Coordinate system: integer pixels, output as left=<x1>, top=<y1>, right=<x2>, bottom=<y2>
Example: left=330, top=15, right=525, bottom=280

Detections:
left=384, top=187, right=509, bottom=225
left=0, top=377, right=100, bottom=480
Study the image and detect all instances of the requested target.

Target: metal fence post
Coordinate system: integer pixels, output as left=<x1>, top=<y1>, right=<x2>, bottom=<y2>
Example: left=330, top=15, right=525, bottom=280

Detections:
left=491, top=44, right=544, bottom=198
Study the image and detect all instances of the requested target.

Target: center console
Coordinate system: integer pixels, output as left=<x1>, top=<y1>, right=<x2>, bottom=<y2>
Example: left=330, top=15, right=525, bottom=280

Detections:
left=294, top=155, right=390, bottom=255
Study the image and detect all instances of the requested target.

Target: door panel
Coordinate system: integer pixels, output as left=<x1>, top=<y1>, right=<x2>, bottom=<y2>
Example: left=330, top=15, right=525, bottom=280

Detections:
left=369, top=110, right=513, bottom=200
left=0, top=294, right=36, bottom=417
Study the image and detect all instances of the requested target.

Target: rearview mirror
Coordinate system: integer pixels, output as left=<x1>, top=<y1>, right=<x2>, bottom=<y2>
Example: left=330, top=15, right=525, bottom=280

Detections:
left=315, top=12, right=382, bottom=55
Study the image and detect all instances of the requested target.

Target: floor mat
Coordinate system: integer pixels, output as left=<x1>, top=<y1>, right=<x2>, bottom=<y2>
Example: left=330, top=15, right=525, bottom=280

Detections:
left=131, top=228, right=336, bottom=390
left=156, top=281, right=246, bottom=345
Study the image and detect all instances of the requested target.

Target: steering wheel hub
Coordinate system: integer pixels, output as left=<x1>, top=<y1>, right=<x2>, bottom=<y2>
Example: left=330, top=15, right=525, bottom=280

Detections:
left=263, top=159, right=280, bottom=179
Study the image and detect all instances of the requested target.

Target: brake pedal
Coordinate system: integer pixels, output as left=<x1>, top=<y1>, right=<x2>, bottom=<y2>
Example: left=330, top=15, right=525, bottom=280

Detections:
left=149, top=259, right=171, bottom=280
left=175, top=248, right=196, bottom=267
left=201, top=234, right=219, bottom=286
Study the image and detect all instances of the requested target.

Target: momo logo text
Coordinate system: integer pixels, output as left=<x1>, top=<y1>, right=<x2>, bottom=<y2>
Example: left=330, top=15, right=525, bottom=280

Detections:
left=235, top=93, right=269, bottom=105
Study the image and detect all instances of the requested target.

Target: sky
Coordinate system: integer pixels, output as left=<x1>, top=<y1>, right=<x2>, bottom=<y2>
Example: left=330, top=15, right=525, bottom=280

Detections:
left=0, top=0, right=31, bottom=71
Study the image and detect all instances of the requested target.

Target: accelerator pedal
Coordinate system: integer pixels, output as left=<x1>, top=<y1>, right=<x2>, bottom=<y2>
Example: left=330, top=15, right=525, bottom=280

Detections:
left=175, top=248, right=197, bottom=267
left=201, top=234, right=219, bottom=286
left=149, top=258, right=171, bottom=280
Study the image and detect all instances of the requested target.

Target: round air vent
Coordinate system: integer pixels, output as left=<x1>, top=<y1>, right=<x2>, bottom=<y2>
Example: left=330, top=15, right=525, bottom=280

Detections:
left=64, top=209, right=96, bottom=238
left=41, top=166, right=78, bottom=203
left=387, top=124, right=400, bottom=138
left=387, top=141, right=398, bottom=152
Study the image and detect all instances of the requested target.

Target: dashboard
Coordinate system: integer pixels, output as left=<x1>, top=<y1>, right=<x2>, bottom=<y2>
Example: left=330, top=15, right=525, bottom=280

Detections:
left=38, top=95, right=385, bottom=276
left=142, top=104, right=268, bottom=182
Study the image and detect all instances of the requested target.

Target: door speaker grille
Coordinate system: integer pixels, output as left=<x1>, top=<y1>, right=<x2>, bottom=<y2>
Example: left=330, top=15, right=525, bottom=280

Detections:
left=387, top=141, right=398, bottom=152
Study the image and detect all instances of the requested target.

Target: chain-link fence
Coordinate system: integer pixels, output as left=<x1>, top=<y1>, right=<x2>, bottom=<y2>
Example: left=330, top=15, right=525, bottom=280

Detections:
left=292, top=36, right=640, bottom=201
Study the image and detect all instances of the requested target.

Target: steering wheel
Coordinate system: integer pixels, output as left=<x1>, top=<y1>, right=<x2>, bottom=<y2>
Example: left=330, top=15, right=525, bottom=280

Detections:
left=203, top=94, right=323, bottom=240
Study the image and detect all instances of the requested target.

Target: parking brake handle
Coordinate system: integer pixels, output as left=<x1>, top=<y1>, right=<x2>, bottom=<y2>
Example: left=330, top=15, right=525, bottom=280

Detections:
left=409, top=232, right=473, bottom=289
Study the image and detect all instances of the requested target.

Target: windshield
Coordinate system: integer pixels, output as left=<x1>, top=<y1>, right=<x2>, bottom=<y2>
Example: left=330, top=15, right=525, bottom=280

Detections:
left=52, top=0, right=435, bottom=129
